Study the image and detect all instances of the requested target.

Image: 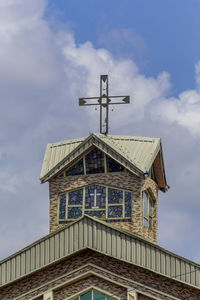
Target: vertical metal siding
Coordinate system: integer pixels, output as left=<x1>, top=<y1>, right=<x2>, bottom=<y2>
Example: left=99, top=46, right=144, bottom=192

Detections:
left=155, top=248, right=161, bottom=273
left=44, top=238, right=50, bottom=265
left=105, top=227, right=110, bottom=254
left=196, top=266, right=200, bottom=286
left=40, top=241, right=45, bottom=266
left=1, top=217, right=200, bottom=289
left=59, top=231, right=65, bottom=258
left=16, top=255, right=21, bottom=278
left=151, top=246, right=156, bottom=270
left=165, top=254, right=171, bottom=276
left=146, top=245, right=151, bottom=269
left=126, top=236, right=131, bottom=261
left=21, top=252, right=26, bottom=276
left=55, top=234, right=60, bottom=260
left=11, top=257, right=16, bottom=281
left=6, top=260, right=10, bottom=283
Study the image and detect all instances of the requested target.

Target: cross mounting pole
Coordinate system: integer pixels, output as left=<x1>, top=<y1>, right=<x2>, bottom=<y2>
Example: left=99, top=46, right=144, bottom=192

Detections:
left=79, top=75, right=130, bottom=135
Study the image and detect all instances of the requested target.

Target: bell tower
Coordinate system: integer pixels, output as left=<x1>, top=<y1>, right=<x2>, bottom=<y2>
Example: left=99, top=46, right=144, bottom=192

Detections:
left=40, top=76, right=168, bottom=244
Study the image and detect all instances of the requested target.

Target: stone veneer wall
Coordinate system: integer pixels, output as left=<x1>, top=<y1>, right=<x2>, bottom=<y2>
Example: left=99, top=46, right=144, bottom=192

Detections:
left=1, top=250, right=200, bottom=300
left=49, top=172, right=158, bottom=243
left=54, top=275, right=127, bottom=300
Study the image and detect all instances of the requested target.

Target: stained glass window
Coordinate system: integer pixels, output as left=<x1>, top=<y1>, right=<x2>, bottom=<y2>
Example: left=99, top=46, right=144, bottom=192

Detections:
left=149, top=197, right=153, bottom=229
left=108, top=188, right=123, bottom=204
left=68, top=189, right=83, bottom=205
left=80, top=291, right=92, bottom=300
left=71, top=289, right=116, bottom=300
left=58, top=147, right=125, bottom=178
left=85, top=148, right=104, bottom=174
left=68, top=207, right=82, bottom=219
left=85, top=185, right=106, bottom=209
left=65, top=159, right=84, bottom=176
left=125, top=192, right=132, bottom=217
left=85, top=210, right=106, bottom=218
left=106, top=156, right=124, bottom=172
left=108, top=205, right=123, bottom=218
left=143, top=192, right=148, bottom=217
left=59, top=185, right=132, bottom=222
left=143, top=190, right=154, bottom=229
left=59, top=194, right=66, bottom=219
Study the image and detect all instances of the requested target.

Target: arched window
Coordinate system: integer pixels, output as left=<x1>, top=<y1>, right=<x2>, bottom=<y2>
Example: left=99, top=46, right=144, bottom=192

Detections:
left=143, top=190, right=154, bottom=229
left=59, top=184, right=132, bottom=223
left=70, top=288, right=117, bottom=300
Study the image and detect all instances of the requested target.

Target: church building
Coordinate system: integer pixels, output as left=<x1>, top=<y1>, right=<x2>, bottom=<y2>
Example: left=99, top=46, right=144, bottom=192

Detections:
left=0, top=76, right=200, bottom=300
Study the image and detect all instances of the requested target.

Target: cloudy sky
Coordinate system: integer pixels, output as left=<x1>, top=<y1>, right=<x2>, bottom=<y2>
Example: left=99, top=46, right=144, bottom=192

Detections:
left=0, top=0, right=200, bottom=263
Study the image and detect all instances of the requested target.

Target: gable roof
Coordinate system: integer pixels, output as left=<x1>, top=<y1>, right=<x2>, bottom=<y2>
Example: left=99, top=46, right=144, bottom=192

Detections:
left=0, top=215, right=200, bottom=289
left=40, top=133, right=167, bottom=190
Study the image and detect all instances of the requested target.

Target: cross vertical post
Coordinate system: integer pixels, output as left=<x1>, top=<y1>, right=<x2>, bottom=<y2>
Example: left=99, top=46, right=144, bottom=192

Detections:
left=100, top=75, right=109, bottom=134
left=79, top=75, right=130, bottom=135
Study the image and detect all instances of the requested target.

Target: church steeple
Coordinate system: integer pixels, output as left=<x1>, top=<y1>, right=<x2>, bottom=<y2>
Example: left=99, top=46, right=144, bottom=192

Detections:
left=40, top=75, right=167, bottom=243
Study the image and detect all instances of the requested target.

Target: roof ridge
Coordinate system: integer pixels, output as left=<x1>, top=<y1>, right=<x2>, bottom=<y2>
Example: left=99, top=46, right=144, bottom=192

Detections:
left=49, top=134, right=158, bottom=148
left=100, top=133, right=159, bottom=141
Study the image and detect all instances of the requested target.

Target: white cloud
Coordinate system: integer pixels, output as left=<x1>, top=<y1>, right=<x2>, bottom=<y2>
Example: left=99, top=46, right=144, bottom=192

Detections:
left=61, top=33, right=171, bottom=128
left=0, top=0, right=61, bottom=89
left=151, top=60, right=200, bottom=137
left=152, top=89, right=200, bottom=137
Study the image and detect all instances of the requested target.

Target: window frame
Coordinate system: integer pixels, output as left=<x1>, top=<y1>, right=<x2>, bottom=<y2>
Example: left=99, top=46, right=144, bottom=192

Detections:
left=143, top=190, right=154, bottom=230
left=65, top=286, right=119, bottom=300
left=58, top=184, right=132, bottom=222
left=58, top=147, right=125, bottom=178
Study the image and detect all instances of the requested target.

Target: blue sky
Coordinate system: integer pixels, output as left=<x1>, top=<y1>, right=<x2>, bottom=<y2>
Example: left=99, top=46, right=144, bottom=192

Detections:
left=0, top=0, right=200, bottom=264
left=46, top=0, right=200, bottom=95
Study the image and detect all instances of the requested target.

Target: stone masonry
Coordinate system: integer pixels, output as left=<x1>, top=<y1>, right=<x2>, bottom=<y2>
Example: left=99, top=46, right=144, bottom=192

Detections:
left=49, top=170, right=158, bottom=243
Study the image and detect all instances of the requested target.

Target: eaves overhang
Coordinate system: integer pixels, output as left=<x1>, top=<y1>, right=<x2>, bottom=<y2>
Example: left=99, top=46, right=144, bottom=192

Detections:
left=157, top=143, right=168, bottom=192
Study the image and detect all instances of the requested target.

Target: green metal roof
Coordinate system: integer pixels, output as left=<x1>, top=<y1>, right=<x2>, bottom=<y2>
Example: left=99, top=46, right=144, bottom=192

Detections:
left=98, top=134, right=160, bottom=172
left=0, top=215, right=199, bottom=289
left=40, top=136, right=85, bottom=179
left=40, top=133, right=167, bottom=190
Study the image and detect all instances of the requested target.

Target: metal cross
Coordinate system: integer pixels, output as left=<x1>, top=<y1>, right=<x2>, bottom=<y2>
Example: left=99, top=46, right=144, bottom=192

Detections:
left=90, top=188, right=101, bottom=208
left=79, top=75, right=130, bottom=134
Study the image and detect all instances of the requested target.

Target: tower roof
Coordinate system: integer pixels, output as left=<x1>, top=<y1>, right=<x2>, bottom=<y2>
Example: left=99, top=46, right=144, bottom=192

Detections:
left=40, top=133, right=167, bottom=191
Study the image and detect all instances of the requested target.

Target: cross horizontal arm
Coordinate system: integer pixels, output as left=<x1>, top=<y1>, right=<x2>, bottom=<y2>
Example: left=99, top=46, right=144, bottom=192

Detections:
left=79, top=96, right=130, bottom=106
left=80, top=95, right=129, bottom=99
left=79, top=98, right=100, bottom=106
left=78, top=74, right=130, bottom=134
